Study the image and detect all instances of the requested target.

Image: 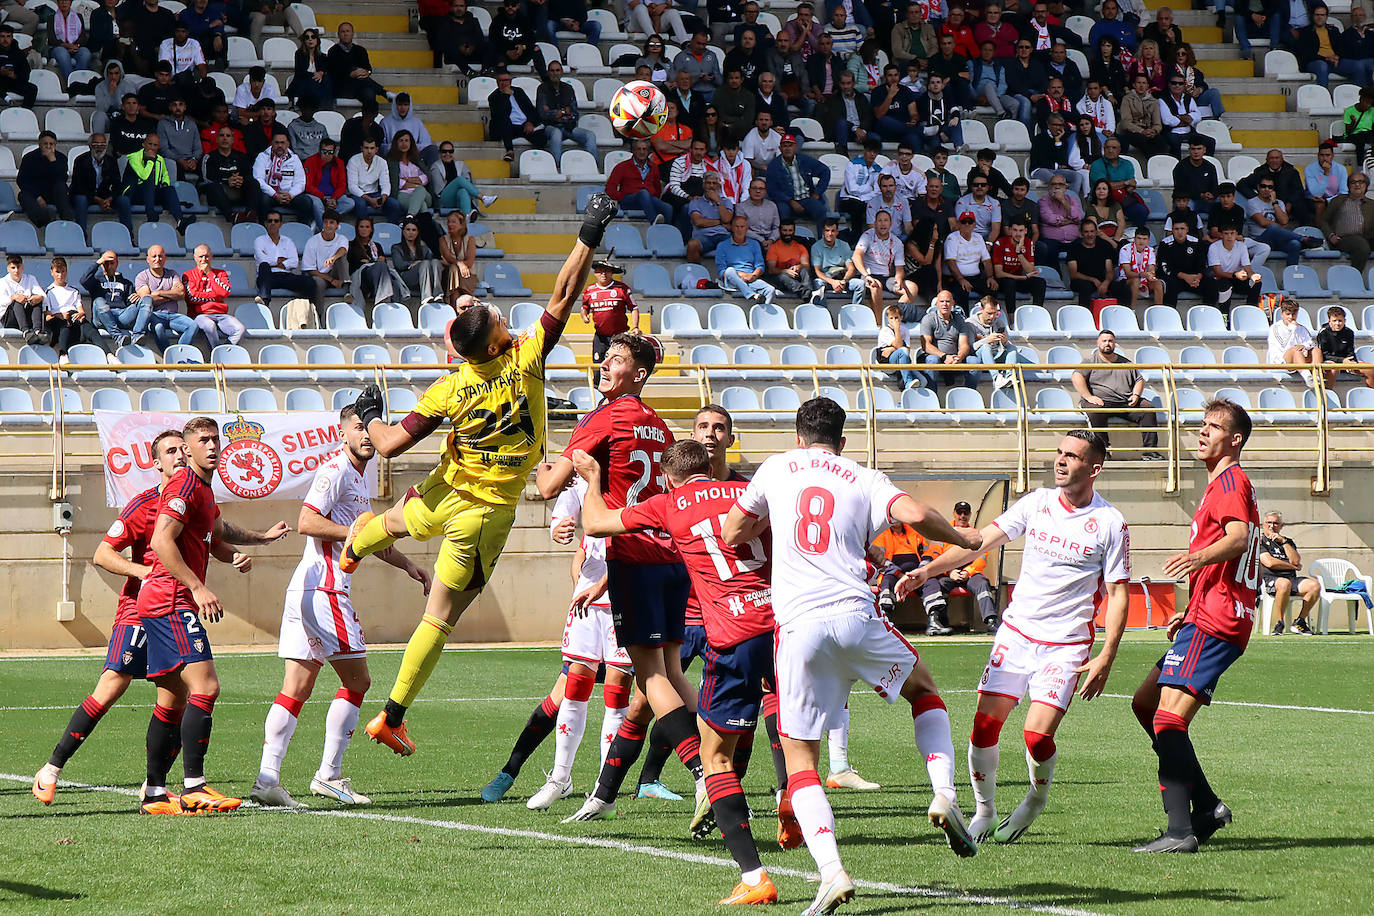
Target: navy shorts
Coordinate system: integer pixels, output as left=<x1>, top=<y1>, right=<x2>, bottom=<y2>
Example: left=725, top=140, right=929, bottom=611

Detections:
left=104, top=623, right=148, bottom=678
left=1156, top=622, right=1244, bottom=703
left=560, top=660, right=608, bottom=682
left=144, top=610, right=214, bottom=677
left=608, top=560, right=689, bottom=649
left=698, top=632, right=776, bottom=734
left=679, top=624, right=709, bottom=671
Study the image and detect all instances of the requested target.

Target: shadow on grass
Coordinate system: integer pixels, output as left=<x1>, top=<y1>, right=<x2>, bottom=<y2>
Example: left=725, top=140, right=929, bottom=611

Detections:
left=930, top=881, right=1274, bottom=907
left=2, top=808, right=134, bottom=819
left=0, top=880, right=85, bottom=901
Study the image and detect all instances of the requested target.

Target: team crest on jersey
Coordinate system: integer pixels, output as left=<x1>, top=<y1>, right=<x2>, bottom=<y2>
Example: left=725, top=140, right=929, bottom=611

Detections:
left=193, top=639, right=205, bottom=653
left=1084, top=518, right=1098, bottom=534
left=168, top=497, right=187, bottom=515
left=107, top=519, right=125, bottom=539
left=217, top=416, right=284, bottom=499
left=122, top=650, right=134, bottom=665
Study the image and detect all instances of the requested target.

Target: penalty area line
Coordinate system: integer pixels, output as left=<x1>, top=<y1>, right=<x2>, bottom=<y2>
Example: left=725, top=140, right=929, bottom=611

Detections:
left=0, top=773, right=1113, bottom=916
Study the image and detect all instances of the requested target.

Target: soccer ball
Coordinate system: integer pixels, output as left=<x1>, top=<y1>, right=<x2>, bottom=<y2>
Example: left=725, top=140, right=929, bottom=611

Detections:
left=608, top=81, right=668, bottom=140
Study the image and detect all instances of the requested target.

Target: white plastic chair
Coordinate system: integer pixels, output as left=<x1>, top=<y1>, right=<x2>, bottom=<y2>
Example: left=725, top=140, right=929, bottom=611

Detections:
left=519, top=149, right=566, bottom=182
left=1310, top=558, right=1374, bottom=635
left=566, top=42, right=609, bottom=75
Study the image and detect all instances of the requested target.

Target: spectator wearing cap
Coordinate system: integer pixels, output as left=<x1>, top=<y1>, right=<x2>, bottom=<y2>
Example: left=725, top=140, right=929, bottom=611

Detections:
left=716, top=214, right=778, bottom=304
left=920, top=500, right=998, bottom=634
left=1318, top=172, right=1374, bottom=271
left=255, top=130, right=313, bottom=224
left=943, top=210, right=996, bottom=311
left=381, top=92, right=440, bottom=168
left=253, top=210, right=317, bottom=308
left=765, top=133, right=830, bottom=232
left=1304, top=141, right=1349, bottom=221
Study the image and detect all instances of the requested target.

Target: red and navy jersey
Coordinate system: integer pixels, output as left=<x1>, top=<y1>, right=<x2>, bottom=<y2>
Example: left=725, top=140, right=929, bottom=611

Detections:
left=137, top=467, right=220, bottom=618
left=564, top=394, right=676, bottom=565
left=1186, top=463, right=1260, bottom=650
left=581, top=281, right=637, bottom=337
left=682, top=469, right=746, bottom=627
left=992, top=236, right=1032, bottom=276
left=102, top=484, right=161, bottom=626
left=621, top=476, right=773, bottom=648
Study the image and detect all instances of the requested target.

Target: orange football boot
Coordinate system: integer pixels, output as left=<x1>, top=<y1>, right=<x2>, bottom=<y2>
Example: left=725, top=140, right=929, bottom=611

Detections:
left=777, top=792, right=803, bottom=850
left=339, top=512, right=375, bottom=574
left=140, top=796, right=192, bottom=815
left=181, top=785, right=242, bottom=812
left=365, top=711, right=416, bottom=756
left=720, top=873, right=779, bottom=905
left=32, top=773, right=57, bottom=805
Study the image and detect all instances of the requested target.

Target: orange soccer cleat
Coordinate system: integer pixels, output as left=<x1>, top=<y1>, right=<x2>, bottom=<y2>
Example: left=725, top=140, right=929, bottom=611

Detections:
left=32, top=772, right=57, bottom=805
left=365, top=711, right=416, bottom=756
left=140, top=796, right=194, bottom=815
left=180, top=785, right=242, bottom=812
left=339, top=512, right=375, bottom=574
left=720, top=873, right=779, bottom=905
left=777, top=793, right=803, bottom=850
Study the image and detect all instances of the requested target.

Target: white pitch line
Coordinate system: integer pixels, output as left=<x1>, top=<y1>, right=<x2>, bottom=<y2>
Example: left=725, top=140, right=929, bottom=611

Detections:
left=0, top=773, right=1112, bottom=916
left=0, top=697, right=548, bottom=712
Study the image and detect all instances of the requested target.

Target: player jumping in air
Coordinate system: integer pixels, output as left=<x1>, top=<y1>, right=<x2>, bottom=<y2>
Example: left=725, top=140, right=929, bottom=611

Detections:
left=722, top=398, right=982, bottom=916
left=575, top=437, right=779, bottom=905
left=252, top=406, right=430, bottom=809
left=338, top=193, right=621, bottom=755
left=1130, top=399, right=1258, bottom=853
left=540, top=336, right=708, bottom=824
left=32, top=431, right=251, bottom=805
left=139, top=417, right=290, bottom=814
left=898, top=430, right=1132, bottom=844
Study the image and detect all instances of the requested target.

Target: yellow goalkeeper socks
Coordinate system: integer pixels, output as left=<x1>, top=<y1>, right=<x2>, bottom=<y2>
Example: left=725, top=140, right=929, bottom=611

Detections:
left=353, top=513, right=397, bottom=559
left=389, top=614, right=453, bottom=709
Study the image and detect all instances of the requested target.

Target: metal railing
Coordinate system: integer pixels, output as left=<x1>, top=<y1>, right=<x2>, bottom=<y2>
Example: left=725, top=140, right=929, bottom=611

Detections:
left=2, top=359, right=1370, bottom=499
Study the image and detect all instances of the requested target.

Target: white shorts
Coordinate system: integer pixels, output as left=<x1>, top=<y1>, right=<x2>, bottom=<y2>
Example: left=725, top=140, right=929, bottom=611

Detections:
left=775, top=610, right=919, bottom=741
left=280, top=588, right=367, bottom=664
left=562, top=602, right=632, bottom=670
left=977, top=623, right=1089, bottom=712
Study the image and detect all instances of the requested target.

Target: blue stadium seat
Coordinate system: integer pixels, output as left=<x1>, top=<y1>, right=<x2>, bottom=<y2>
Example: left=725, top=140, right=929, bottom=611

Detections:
left=732, top=344, right=771, bottom=380
left=1282, top=265, right=1330, bottom=298
left=1344, top=387, right=1374, bottom=414
left=1033, top=388, right=1083, bottom=424
left=1293, top=224, right=1339, bottom=258
left=646, top=224, right=687, bottom=258
left=467, top=222, right=504, bottom=258
left=794, top=304, right=841, bottom=339
left=138, top=222, right=184, bottom=256
left=1221, top=345, right=1275, bottom=382
left=1326, top=265, right=1367, bottom=299
left=174, top=180, right=208, bottom=214
left=1098, top=304, right=1144, bottom=339
left=1184, top=305, right=1226, bottom=338
left=1303, top=388, right=1352, bottom=423
left=1133, top=345, right=1170, bottom=382
left=1043, top=345, right=1083, bottom=381
left=387, top=388, right=419, bottom=414
left=306, top=343, right=354, bottom=382
left=546, top=344, right=582, bottom=381
left=719, top=386, right=761, bottom=419
left=351, top=344, right=391, bottom=375
left=115, top=344, right=163, bottom=383
left=237, top=387, right=278, bottom=411
left=604, top=224, right=650, bottom=257
left=189, top=388, right=223, bottom=412
left=90, top=222, right=138, bottom=256
left=1256, top=265, right=1278, bottom=294
left=0, top=184, right=16, bottom=215
left=1144, top=305, right=1192, bottom=340
left=509, top=301, right=544, bottom=330
left=234, top=302, right=277, bottom=337
left=1212, top=386, right=1251, bottom=408
left=749, top=302, right=792, bottom=338
left=855, top=386, right=897, bottom=416
left=674, top=264, right=714, bottom=297
left=708, top=302, right=753, bottom=337
left=632, top=263, right=674, bottom=297
left=945, top=387, right=995, bottom=424
left=486, top=263, right=532, bottom=297
left=257, top=343, right=305, bottom=381
left=418, top=302, right=456, bottom=335
left=567, top=387, right=599, bottom=412
left=762, top=385, right=802, bottom=421
left=184, top=222, right=231, bottom=257
left=210, top=343, right=256, bottom=381
left=0, top=387, right=42, bottom=426
left=333, top=387, right=362, bottom=410
left=399, top=344, right=445, bottom=384
left=780, top=344, right=818, bottom=382
left=990, top=388, right=1019, bottom=422
left=1012, top=305, right=1060, bottom=341
left=139, top=388, right=182, bottom=411
left=1229, top=305, right=1271, bottom=343
left=66, top=343, right=115, bottom=381
left=91, top=387, right=132, bottom=411
left=818, top=385, right=850, bottom=409
left=163, top=343, right=212, bottom=382
left=373, top=302, right=419, bottom=337
left=326, top=302, right=368, bottom=333
left=41, top=388, right=88, bottom=425
left=285, top=388, right=325, bottom=411
left=1041, top=265, right=1073, bottom=300
left=1140, top=188, right=1167, bottom=220
left=1177, top=345, right=1226, bottom=382
left=233, top=222, right=267, bottom=255
left=902, top=386, right=940, bottom=422
left=1176, top=387, right=1207, bottom=423
left=824, top=344, right=863, bottom=381
left=838, top=305, right=878, bottom=335
left=1056, top=304, right=1096, bottom=335
left=44, top=221, right=89, bottom=255
left=372, top=222, right=402, bottom=250
left=0, top=221, right=44, bottom=255
left=276, top=222, right=310, bottom=254
left=660, top=302, right=707, bottom=338
left=688, top=344, right=730, bottom=380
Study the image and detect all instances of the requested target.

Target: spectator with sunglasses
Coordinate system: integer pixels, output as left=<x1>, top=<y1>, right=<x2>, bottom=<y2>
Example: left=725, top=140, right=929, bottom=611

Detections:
left=253, top=210, right=318, bottom=309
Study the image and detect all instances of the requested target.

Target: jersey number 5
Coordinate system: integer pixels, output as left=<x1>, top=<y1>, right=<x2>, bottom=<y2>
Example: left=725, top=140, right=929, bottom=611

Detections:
left=795, top=486, right=835, bottom=555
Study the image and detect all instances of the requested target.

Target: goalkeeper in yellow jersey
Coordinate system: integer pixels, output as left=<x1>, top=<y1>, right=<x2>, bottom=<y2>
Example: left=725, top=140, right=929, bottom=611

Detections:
left=340, top=193, right=621, bottom=756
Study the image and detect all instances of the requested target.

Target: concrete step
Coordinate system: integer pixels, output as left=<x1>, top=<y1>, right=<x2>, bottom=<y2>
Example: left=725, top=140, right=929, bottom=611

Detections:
left=494, top=232, right=579, bottom=254
left=1231, top=128, right=1321, bottom=147
left=1223, top=93, right=1288, bottom=112
left=317, top=12, right=410, bottom=32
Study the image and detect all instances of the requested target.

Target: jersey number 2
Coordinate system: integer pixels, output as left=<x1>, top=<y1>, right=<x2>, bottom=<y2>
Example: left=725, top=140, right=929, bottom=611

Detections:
left=794, top=486, right=835, bottom=555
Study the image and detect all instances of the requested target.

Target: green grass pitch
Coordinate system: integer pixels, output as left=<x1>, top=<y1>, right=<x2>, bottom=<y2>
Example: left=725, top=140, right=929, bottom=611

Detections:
left=1, top=637, right=1371, bottom=915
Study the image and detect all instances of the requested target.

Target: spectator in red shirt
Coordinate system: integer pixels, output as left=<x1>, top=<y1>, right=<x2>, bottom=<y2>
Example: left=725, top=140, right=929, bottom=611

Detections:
left=605, top=138, right=674, bottom=225
left=182, top=245, right=245, bottom=349
left=303, top=137, right=356, bottom=230
left=940, top=6, right=981, bottom=58
left=990, top=220, right=1046, bottom=313
left=581, top=259, right=640, bottom=369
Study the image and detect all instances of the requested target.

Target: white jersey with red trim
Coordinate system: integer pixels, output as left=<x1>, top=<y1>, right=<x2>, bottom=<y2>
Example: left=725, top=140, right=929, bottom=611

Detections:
left=735, top=447, right=904, bottom=627
left=551, top=477, right=608, bottom=605
left=992, top=486, right=1131, bottom=645
left=288, top=450, right=372, bottom=595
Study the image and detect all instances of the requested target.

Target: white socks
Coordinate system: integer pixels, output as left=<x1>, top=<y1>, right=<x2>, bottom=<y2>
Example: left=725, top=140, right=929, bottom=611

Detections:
left=318, top=688, right=363, bottom=781
left=969, top=741, right=1001, bottom=818
left=791, top=782, right=843, bottom=882
left=258, top=696, right=299, bottom=786
left=913, top=707, right=957, bottom=801
left=1026, top=748, right=1057, bottom=804
left=552, top=697, right=589, bottom=783
left=827, top=707, right=850, bottom=773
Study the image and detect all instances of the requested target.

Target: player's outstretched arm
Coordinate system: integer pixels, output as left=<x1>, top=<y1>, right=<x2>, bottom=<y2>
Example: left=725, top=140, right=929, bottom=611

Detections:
left=568, top=449, right=631, bottom=537
left=353, top=384, right=428, bottom=459
left=1162, top=519, right=1249, bottom=579
left=545, top=193, right=620, bottom=324
left=892, top=494, right=986, bottom=553
left=722, top=504, right=769, bottom=547
left=214, top=517, right=291, bottom=546
left=1075, top=579, right=1129, bottom=700
left=896, top=521, right=1007, bottom=600
left=92, top=541, right=150, bottom=580
left=150, top=514, right=220, bottom=621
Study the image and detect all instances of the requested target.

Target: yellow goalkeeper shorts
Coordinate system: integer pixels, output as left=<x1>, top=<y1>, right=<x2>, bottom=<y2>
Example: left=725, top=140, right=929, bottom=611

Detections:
left=401, top=469, right=517, bottom=592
